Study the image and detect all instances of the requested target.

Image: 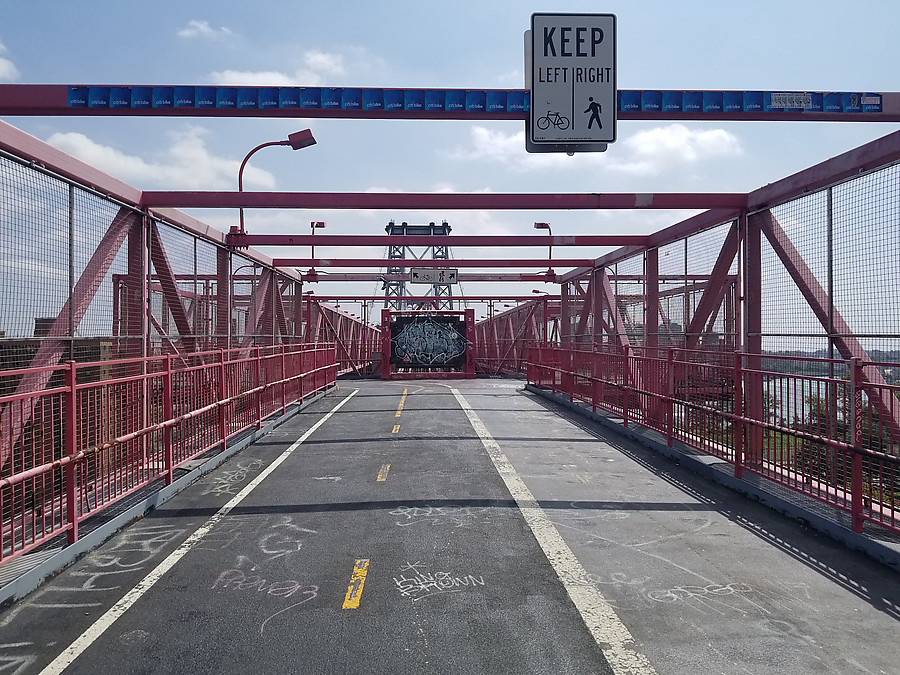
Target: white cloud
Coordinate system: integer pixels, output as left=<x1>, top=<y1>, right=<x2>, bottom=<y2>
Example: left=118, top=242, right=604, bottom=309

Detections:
left=46, top=127, right=276, bottom=190
left=209, top=69, right=298, bottom=86
left=177, top=20, right=234, bottom=41
left=210, top=49, right=369, bottom=86
left=302, top=51, right=344, bottom=78
left=496, top=69, right=525, bottom=87
left=0, top=58, right=18, bottom=82
left=0, top=40, right=20, bottom=82
left=448, top=123, right=742, bottom=175
left=620, top=125, right=742, bottom=175
left=360, top=183, right=513, bottom=238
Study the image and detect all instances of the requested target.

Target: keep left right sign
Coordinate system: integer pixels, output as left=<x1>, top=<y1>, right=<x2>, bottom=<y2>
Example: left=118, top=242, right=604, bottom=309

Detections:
left=529, top=13, right=617, bottom=150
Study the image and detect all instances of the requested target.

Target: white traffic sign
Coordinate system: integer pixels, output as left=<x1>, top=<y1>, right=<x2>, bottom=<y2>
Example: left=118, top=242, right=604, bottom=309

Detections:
left=529, top=13, right=616, bottom=151
left=409, top=268, right=458, bottom=284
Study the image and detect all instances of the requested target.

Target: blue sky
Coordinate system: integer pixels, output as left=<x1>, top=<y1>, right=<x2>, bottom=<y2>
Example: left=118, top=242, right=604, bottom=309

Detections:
left=1, top=0, right=899, bottom=304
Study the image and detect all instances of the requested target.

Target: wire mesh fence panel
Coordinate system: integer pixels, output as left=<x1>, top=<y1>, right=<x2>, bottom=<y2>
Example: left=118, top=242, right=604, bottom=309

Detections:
left=611, top=256, right=644, bottom=347
left=657, top=239, right=687, bottom=349
left=685, top=222, right=739, bottom=350
left=196, top=238, right=225, bottom=351
left=150, top=221, right=197, bottom=354
left=231, top=254, right=262, bottom=348
left=758, top=193, right=830, bottom=357
left=0, top=157, right=73, bottom=370
left=833, top=164, right=900, bottom=359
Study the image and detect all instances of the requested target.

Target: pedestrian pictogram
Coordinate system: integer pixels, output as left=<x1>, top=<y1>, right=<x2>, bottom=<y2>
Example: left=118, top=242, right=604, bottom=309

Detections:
left=584, top=97, right=602, bottom=129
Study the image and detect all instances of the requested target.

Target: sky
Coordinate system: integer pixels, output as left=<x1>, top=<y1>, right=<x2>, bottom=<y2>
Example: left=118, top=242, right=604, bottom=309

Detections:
left=1, top=0, right=899, bottom=316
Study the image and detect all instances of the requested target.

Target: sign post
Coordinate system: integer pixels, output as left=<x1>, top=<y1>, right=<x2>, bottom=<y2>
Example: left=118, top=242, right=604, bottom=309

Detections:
left=527, top=13, right=616, bottom=153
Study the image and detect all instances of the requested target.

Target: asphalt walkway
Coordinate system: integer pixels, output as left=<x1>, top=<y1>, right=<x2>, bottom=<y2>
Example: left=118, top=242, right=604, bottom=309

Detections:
left=0, top=380, right=897, bottom=674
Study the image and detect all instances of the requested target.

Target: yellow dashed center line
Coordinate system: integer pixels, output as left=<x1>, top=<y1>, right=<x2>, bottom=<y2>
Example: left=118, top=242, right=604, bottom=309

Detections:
left=392, top=424, right=400, bottom=434
left=377, top=463, right=391, bottom=482
left=395, top=387, right=408, bottom=417
left=342, top=559, right=370, bottom=609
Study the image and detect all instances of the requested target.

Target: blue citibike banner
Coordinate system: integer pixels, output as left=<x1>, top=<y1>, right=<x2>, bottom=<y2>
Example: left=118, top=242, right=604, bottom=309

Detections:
left=67, top=86, right=882, bottom=114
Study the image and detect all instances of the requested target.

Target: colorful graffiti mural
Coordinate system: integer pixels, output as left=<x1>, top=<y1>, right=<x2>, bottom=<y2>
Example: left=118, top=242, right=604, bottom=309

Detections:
left=390, top=316, right=468, bottom=367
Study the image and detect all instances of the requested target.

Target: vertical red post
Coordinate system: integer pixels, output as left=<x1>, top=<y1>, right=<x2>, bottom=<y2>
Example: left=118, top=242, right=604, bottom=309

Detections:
left=64, top=361, right=79, bottom=545
left=850, top=357, right=865, bottom=533
left=537, top=344, right=545, bottom=388
left=549, top=346, right=558, bottom=395
left=667, top=348, right=676, bottom=447
left=644, top=248, right=660, bottom=357
left=255, top=346, right=263, bottom=429
left=163, top=353, right=174, bottom=485
left=315, top=344, right=322, bottom=394
left=744, top=212, right=763, bottom=467
left=465, top=308, right=476, bottom=378
left=381, top=309, right=392, bottom=380
left=733, top=350, right=744, bottom=479
left=218, top=349, right=228, bottom=449
left=622, top=345, right=630, bottom=428
left=280, top=344, right=287, bottom=414
left=299, top=346, right=306, bottom=401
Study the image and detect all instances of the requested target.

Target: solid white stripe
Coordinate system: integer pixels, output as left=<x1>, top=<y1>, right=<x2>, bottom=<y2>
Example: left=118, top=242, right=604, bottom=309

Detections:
left=450, top=388, right=656, bottom=675
left=40, top=389, right=359, bottom=675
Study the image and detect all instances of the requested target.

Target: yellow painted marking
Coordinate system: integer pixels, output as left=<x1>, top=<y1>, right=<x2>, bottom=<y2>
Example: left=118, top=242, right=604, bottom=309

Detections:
left=392, top=424, right=400, bottom=434
left=342, top=559, right=370, bottom=609
left=395, top=387, right=408, bottom=417
left=377, top=463, right=391, bottom=482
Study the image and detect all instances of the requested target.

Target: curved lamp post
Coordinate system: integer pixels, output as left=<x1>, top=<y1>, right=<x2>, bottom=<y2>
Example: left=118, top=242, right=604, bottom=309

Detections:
left=534, top=222, right=553, bottom=274
left=236, top=129, right=316, bottom=234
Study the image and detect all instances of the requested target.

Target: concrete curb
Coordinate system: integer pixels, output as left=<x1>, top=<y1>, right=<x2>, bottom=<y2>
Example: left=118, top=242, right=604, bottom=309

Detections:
left=525, top=384, right=900, bottom=573
left=0, top=385, right=337, bottom=607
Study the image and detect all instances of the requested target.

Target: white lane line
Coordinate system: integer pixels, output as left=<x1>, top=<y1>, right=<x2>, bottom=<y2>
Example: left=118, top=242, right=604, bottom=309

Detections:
left=450, top=387, right=657, bottom=675
left=40, top=389, right=359, bottom=675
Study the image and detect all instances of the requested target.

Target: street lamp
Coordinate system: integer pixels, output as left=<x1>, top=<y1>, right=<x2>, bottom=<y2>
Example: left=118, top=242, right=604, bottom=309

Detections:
left=235, top=129, right=316, bottom=235
left=309, top=221, right=325, bottom=267
left=533, top=290, right=550, bottom=341
left=534, top=222, right=553, bottom=274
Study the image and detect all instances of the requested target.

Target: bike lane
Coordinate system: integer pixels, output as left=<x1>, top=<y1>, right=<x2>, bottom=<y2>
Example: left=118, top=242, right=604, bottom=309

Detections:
left=1, top=381, right=615, bottom=675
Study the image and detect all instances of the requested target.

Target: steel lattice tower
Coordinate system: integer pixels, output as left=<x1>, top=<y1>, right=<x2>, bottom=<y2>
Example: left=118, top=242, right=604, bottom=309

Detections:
left=383, top=220, right=453, bottom=310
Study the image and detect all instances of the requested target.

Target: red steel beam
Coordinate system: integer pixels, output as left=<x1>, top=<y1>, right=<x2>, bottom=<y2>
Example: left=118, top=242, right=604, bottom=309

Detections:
left=300, top=273, right=557, bottom=282
left=277, top=258, right=592, bottom=268
left=307, top=295, right=560, bottom=302
left=142, top=191, right=747, bottom=211
left=229, top=234, right=649, bottom=247
left=748, top=129, right=900, bottom=211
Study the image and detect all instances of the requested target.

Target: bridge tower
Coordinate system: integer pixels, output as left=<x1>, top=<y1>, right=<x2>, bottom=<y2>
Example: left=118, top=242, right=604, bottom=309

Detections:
left=383, top=220, right=454, bottom=310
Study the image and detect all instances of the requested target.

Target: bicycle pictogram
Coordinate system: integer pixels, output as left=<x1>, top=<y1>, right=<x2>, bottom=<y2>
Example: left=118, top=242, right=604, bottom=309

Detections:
left=536, top=111, right=570, bottom=130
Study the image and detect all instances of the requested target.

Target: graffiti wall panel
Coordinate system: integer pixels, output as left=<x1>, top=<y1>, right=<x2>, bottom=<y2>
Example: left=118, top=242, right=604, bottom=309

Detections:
left=390, top=315, right=467, bottom=367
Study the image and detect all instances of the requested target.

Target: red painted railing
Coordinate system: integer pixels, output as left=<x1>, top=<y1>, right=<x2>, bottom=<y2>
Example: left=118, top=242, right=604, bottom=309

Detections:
left=527, top=344, right=900, bottom=534
left=0, top=344, right=337, bottom=564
